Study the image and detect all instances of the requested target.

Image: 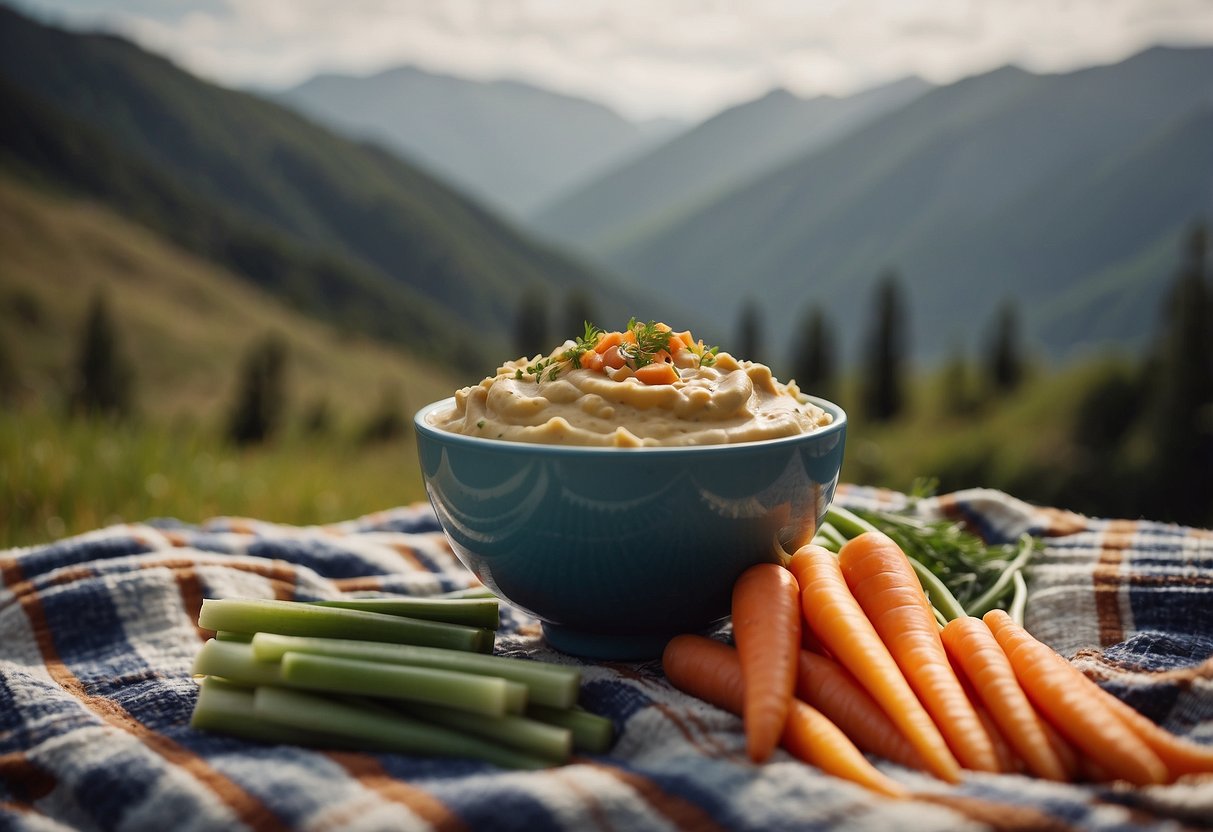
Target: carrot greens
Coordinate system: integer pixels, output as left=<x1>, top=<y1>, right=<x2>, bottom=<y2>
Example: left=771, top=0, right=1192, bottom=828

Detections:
left=811, top=504, right=1037, bottom=625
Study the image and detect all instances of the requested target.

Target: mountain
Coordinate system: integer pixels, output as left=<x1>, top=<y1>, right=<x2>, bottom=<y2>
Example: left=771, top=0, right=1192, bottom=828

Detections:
left=531, top=76, right=931, bottom=256
left=276, top=66, right=681, bottom=217
left=604, top=47, right=1213, bottom=367
left=0, top=6, right=653, bottom=374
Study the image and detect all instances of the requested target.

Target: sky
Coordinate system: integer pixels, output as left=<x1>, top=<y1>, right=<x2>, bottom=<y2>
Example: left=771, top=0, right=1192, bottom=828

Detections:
left=17, top=0, right=1213, bottom=121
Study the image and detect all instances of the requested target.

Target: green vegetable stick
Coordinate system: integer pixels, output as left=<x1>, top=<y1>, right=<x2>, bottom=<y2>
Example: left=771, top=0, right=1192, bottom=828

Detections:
left=214, top=630, right=254, bottom=643
left=198, top=597, right=493, bottom=653
left=192, top=639, right=285, bottom=686
left=526, top=704, right=615, bottom=754
left=823, top=505, right=882, bottom=539
left=190, top=677, right=339, bottom=747
left=252, top=686, right=552, bottom=770
left=250, top=633, right=580, bottom=709
left=1007, top=570, right=1029, bottom=626
left=966, top=534, right=1036, bottom=617
left=279, top=651, right=526, bottom=716
left=398, top=702, right=571, bottom=762
left=309, top=597, right=500, bottom=630
left=907, top=555, right=969, bottom=622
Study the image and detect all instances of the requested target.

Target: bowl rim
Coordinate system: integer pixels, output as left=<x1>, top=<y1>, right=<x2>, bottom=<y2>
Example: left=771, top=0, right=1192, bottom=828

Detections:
left=413, top=394, right=847, bottom=456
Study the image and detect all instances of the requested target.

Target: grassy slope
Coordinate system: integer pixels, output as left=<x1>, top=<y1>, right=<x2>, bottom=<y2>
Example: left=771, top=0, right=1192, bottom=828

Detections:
left=0, top=174, right=463, bottom=422
left=0, top=175, right=469, bottom=547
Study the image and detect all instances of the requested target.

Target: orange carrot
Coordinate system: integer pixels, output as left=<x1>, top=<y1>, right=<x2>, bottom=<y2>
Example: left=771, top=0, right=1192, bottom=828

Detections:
left=634, top=362, right=679, bottom=385
left=594, top=330, right=623, bottom=353
left=662, top=634, right=907, bottom=797
left=796, top=649, right=926, bottom=771
left=731, top=563, right=801, bottom=762
left=838, top=533, right=1001, bottom=774
left=983, top=610, right=1169, bottom=785
left=1097, top=686, right=1213, bottom=778
left=941, top=616, right=1069, bottom=781
left=788, top=544, right=963, bottom=783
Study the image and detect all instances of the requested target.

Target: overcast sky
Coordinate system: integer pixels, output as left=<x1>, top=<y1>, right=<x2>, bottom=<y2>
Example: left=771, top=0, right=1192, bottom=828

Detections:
left=18, top=0, right=1213, bottom=121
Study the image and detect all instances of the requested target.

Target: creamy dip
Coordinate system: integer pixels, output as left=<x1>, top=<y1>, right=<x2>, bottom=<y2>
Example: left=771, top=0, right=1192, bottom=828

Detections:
left=429, top=323, right=832, bottom=447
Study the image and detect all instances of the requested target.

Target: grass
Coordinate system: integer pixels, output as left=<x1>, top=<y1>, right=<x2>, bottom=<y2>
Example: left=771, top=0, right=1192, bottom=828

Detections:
left=1, top=407, right=429, bottom=548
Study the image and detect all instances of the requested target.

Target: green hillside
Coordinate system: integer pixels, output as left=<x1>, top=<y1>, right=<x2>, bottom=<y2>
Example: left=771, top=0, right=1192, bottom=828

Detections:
left=607, top=47, right=1213, bottom=367
left=0, top=173, right=461, bottom=422
left=0, top=6, right=653, bottom=364
left=532, top=78, right=930, bottom=256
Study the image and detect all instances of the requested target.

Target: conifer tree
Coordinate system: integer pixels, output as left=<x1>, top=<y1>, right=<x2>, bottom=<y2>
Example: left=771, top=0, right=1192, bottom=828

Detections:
left=987, top=300, right=1025, bottom=394
left=790, top=304, right=835, bottom=401
left=69, top=290, right=134, bottom=419
left=1142, top=224, right=1213, bottom=524
left=561, top=289, right=597, bottom=342
left=227, top=334, right=288, bottom=445
left=862, top=271, right=908, bottom=422
left=736, top=299, right=763, bottom=366
left=513, top=289, right=548, bottom=359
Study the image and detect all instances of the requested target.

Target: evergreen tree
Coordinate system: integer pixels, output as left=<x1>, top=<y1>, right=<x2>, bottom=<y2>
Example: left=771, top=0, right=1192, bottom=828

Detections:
left=987, top=300, right=1025, bottom=394
left=561, top=289, right=598, bottom=341
left=789, top=304, right=835, bottom=401
left=736, top=299, right=763, bottom=365
left=360, top=383, right=408, bottom=443
left=862, top=271, right=908, bottom=422
left=69, top=290, right=134, bottom=419
left=513, top=289, right=548, bottom=359
left=1141, top=224, right=1213, bottom=524
left=941, top=344, right=978, bottom=416
left=227, top=334, right=288, bottom=445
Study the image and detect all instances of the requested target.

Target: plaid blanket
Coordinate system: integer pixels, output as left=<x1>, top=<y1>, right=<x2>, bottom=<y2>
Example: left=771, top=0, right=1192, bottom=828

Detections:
left=2, top=486, right=1211, bottom=831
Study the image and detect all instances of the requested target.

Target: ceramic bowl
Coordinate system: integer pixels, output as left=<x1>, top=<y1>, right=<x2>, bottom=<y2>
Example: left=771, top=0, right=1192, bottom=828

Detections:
left=414, top=396, right=846, bottom=660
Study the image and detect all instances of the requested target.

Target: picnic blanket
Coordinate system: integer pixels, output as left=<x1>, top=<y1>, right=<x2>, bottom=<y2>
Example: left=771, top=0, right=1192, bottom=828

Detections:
left=2, top=486, right=1212, bottom=831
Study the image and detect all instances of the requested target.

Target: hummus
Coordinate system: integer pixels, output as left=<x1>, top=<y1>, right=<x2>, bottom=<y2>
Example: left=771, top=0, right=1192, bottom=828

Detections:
left=428, top=321, right=832, bottom=447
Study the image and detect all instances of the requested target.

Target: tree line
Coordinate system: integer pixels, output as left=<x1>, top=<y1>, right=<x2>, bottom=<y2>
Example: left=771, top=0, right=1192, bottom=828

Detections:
left=50, top=294, right=409, bottom=446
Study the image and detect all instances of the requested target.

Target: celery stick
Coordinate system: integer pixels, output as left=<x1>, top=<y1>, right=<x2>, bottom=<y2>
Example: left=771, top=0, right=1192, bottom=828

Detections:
left=279, top=651, right=526, bottom=716
left=214, top=630, right=254, bottom=643
left=252, top=686, right=552, bottom=770
left=191, top=639, right=285, bottom=686
left=310, top=597, right=499, bottom=629
left=527, top=704, right=615, bottom=754
left=824, top=505, right=882, bottom=539
left=251, top=633, right=580, bottom=708
left=190, top=677, right=338, bottom=747
left=398, top=702, right=571, bottom=763
left=198, top=598, right=493, bottom=653
left=438, top=586, right=497, bottom=600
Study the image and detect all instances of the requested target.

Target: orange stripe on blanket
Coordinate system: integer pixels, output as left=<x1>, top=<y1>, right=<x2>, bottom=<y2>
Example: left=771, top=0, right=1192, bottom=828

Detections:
left=0, top=558, right=289, bottom=832
left=590, top=762, right=730, bottom=832
left=1093, top=519, right=1137, bottom=647
left=325, top=751, right=468, bottom=832
left=0, top=752, right=57, bottom=802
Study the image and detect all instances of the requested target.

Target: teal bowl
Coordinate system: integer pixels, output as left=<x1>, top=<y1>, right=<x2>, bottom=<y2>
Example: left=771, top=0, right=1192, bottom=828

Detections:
left=414, top=397, right=847, bottom=660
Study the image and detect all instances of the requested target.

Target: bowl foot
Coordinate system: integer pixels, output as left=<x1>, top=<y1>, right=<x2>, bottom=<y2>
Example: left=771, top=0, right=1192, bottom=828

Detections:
left=541, top=622, right=677, bottom=661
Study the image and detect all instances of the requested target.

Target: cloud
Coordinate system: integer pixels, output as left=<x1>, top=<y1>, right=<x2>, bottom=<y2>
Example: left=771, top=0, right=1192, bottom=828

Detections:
left=20, top=0, right=1213, bottom=120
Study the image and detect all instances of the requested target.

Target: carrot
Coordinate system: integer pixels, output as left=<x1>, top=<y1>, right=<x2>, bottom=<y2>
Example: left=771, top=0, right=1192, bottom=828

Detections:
left=634, top=362, right=679, bottom=385
left=1096, top=685, right=1213, bottom=778
left=941, top=616, right=1069, bottom=781
left=731, top=563, right=801, bottom=762
left=594, top=330, right=623, bottom=353
left=983, top=610, right=1169, bottom=785
left=796, top=649, right=926, bottom=771
left=788, top=545, right=963, bottom=783
left=838, top=533, right=1001, bottom=774
left=662, top=635, right=907, bottom=798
